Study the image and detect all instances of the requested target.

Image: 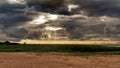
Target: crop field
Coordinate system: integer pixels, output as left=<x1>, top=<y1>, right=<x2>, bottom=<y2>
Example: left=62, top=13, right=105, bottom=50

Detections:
left=0, top=44, right=120, bottom=55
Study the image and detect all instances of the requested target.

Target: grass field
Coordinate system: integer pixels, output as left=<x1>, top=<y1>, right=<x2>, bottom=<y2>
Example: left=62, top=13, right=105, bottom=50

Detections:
left=0, top=44, right=120, bottom=55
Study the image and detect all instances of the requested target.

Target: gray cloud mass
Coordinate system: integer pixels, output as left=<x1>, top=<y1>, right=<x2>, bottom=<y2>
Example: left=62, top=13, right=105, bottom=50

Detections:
left=0, top=0, right=120, bottom=41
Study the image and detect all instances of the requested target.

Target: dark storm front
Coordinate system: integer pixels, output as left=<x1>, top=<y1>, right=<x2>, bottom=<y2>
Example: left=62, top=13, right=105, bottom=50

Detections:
left=0, top=0, right=120, bottom=41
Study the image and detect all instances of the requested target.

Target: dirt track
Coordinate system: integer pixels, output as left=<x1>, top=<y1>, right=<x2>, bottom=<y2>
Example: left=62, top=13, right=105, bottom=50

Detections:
left=0, top=52, right=120, bottom=68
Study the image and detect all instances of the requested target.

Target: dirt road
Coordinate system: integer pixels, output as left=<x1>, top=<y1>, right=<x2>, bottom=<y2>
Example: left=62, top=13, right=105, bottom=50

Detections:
left=0, top=52, right=120, bottom=68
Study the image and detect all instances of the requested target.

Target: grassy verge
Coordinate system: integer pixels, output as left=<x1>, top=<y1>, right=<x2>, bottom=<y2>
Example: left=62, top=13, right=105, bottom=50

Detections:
left=0, top=44, right=120, bottom=55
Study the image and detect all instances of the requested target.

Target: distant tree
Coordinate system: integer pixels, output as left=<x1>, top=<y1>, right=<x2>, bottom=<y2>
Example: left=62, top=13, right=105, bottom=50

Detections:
left=5, top=41, right=10, bottom=44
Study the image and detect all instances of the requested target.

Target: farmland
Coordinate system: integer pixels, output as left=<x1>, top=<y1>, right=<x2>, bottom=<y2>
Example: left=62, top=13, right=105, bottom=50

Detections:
left=0, top=44, right=120, bottom=55
left=0, top=43, right=120, bottom=68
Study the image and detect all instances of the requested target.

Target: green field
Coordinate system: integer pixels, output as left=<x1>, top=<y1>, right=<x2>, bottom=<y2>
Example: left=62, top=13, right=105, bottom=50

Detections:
left=0, top=44, right=120, bottom=55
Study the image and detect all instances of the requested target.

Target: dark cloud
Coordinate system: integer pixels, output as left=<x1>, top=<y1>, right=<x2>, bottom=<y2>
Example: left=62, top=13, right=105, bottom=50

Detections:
left=26, top=0, right=72, bottom=15
left=26, top=0, right=120, bottom=16
left=1, top=0, right=120, bottom=41
left=70, top=0, right=120, bottom=17
left=27, top=0, right=65, bottom=8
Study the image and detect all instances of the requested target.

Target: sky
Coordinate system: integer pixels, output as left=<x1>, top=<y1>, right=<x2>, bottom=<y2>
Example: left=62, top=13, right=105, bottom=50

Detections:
left=0, top=0, right=120, bottom=41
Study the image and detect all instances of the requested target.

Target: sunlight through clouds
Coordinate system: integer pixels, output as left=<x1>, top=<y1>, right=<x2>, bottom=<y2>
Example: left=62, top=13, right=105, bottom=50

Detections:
left=7, top=0, right=26, bottom=4
left=30, top=14, right=58, bottom=25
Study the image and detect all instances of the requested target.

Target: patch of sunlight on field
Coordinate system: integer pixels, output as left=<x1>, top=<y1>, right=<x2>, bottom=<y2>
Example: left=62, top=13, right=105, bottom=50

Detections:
left=19, top=39, right=120, bottom=45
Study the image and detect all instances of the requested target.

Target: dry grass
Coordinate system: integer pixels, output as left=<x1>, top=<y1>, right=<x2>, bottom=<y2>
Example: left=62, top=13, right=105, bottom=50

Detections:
left=19, top=40, right=120, bottom=45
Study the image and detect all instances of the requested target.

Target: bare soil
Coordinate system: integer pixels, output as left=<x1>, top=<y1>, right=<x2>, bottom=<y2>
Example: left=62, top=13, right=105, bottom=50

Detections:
left=0, top=52, right=120, bottom=68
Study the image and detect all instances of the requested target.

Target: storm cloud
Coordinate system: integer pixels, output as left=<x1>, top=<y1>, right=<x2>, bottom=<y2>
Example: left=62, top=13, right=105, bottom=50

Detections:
left=0, top=0, right=120, bottom=41
left=26, top=0, right=120, bottom=16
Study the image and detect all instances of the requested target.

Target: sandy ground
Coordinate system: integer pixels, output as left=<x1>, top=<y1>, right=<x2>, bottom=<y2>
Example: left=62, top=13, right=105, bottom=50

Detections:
left=0, top=52, right=120, bottom=68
